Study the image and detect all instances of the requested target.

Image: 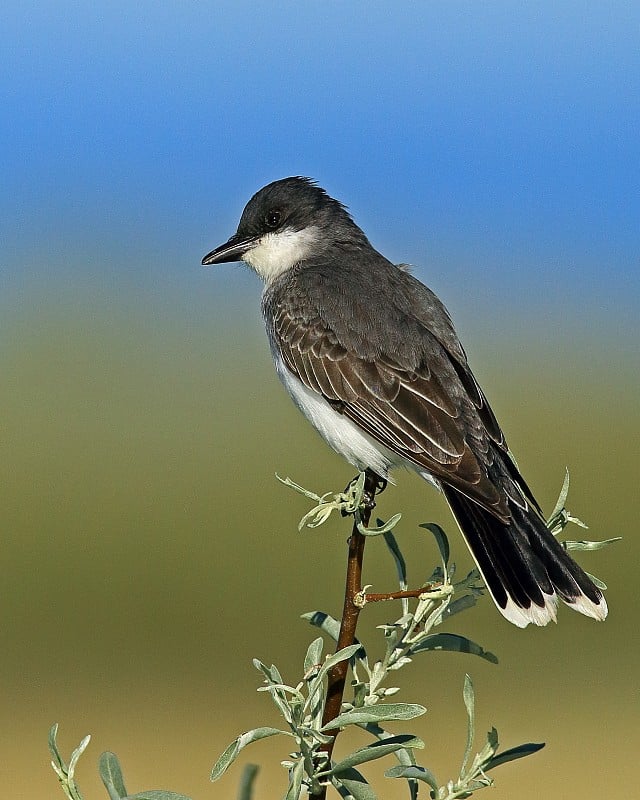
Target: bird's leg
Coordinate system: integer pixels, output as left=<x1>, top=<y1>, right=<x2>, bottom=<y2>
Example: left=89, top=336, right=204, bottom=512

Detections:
left=361, top=469, right=385, bottom=509
left=341, top=470, right=387, bottom=515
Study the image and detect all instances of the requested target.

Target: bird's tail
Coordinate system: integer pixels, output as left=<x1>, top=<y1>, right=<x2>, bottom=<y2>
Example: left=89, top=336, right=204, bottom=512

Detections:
left=441, top=478, right=608, bottom=628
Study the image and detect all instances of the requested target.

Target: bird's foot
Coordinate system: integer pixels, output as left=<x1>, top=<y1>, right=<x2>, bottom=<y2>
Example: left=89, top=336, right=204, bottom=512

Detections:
left=341, top=471, right=387, bottom=515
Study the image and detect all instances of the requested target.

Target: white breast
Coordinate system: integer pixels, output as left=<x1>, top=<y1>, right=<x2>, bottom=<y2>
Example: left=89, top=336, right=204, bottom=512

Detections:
left=272, top=352, right=401, bottom=479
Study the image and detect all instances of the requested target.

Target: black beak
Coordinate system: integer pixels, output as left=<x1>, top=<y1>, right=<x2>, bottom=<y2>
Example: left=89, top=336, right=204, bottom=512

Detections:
left=201, top=233, right=257, bottom=265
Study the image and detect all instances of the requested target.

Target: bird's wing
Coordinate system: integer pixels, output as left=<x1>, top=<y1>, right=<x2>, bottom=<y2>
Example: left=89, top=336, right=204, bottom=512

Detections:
left=268, top=297, right=518, bottom=519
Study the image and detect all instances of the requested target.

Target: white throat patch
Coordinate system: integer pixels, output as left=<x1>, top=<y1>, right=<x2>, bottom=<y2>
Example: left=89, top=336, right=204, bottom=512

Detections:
left=243, top=227, right=320, bottom=282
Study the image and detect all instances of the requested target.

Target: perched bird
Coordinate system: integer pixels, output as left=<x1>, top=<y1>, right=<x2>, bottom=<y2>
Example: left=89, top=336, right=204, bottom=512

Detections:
left=202, top=177, right=608, bottom=628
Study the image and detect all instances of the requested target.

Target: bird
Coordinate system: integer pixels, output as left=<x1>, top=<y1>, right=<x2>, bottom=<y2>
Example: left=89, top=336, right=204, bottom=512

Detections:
left=202, top=176, right=608, bottom=628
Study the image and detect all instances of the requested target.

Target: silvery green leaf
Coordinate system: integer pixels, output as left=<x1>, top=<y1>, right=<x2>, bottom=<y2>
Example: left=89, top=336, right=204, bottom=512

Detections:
left=382, top=530, right=409, bottom=615
left=275, top=474, right=323, bottom=502
left=419, top=523, right=450, bottom=569
left=99, top=752, right=128, bottom=800
left=210, top=728, right=290, bottom=782
left=385, top=765, right=439, bottom=792
left=124, top=793, right=193, bottom=800
left=302, top=611, right=341, bottom=642
left=440, top=594, right=478, bottom=621
left=352, top=681, right=368, bottom=707
left=586, top=572, right=608, bottom=590
left=358, top=513, right=402, bottom=536
left=360, top=722, right=420, bottom=800
left=297, top=726, right=333, bottom=744
left=283, top=758, right=304, bottom=800
left=302, top=613, right=368, bottom=664
left=370, top=660, right=385, bottom=684
left=487, top=726, right=499, bottom=750
left=460, top=674, right=475, bottom=778
left=485, top=741, right=545, bottom=771
left=322, top=703, right=426, bottom=730
left=315, top=643, right=362, bottom=679
left=548, top=469, right=570, bottom=521
left=328, top=736, right=424, bottom=776
left=67, top=734, right=90, bottom=784
left=332, top=768, right=378, bottom=800
left=467, top=726, right=499, bottom=780
left=562, top=537, right=621, bottom=551
left=386, top=655, right=413, bottom=671
left=378, top=623, right=399, bottom=635
left=409, top=633, right=498, bottom=664
left=304, top=637, right=324, bottom=675
left=253, top=659, right=283, bottom=685
left=382, top=531, right=407, bottom=589
left=270, top=692, right=294, bottom=723
left=48, top=723, right=66, bottom=771
left=257, top=682, right=303, bottom=699
left=425, top=565, right=444, bottom=586
left=305, top=644, right=363, bottom=712
left=236, top=764, right=259, bottom=800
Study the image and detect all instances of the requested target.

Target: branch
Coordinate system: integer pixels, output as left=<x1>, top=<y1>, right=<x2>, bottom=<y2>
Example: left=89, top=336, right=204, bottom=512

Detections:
left=314, top=470, right=380, bottom=797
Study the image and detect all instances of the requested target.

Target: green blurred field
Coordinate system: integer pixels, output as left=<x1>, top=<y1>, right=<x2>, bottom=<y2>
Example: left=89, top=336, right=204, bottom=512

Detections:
left=2, top=298, right=637, bottom=799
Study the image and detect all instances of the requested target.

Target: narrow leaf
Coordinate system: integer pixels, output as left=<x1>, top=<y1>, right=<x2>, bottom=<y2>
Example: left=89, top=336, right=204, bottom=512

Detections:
left=410, top=633, right=498, bottom=664
left=485, top=742, right=545, bottom=771
left=562, top=537, right=621, bottom=551
left=283, top=759, right=304, bottom=800
left=304, top=637, right=324, bottom=675
left=306, top=644, right=363, bottom=704
left=211, top=728, right=289, bottom=782
left=302, top=611, right=341, bottom=642
left=333, top=768, right=379, bottom=800
left=382, top=531, right=407, bottom=588
left=99, top=752, right=128, bottom=800
left=359, top=721, right=420, bottom=793
left=460, top=674, right=475, bottom=777
left=548, top=469, right=570, bottom=521
left=236, top=764, right=259, bottom=800
left=419, top=523, right=450, bottom=568
left=67, top=734, right=90, bottom=784
left=303, top=612, right=369, bottom=664
left=323, top=703, right=426, bottom=730
left=586, top=571, right=608, bottom=590
left=382, top=530, right=409, bottom=616
left=48, top=723, right=65, bottom=771
left=125, top=793, right=193, bottom=800
left=321, top=644, right=362, bottom=673
left=329, top=736, right=424, bottom=774
left=253, top=660, right=284, bottom=685
left=440, top=594, right=478, bottom=620
left=385, top=765, right=439, bottom=792
left=358, top=513, right=402, bottom=536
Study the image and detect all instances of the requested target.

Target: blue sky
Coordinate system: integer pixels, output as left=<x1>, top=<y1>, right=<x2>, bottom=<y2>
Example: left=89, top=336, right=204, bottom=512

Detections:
left=2, top=2, right=638, bottom=343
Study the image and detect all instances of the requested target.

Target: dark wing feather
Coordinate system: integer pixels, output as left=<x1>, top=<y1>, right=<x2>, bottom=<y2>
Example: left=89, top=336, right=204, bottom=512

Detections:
left=265, top=288, right=511, bottom=519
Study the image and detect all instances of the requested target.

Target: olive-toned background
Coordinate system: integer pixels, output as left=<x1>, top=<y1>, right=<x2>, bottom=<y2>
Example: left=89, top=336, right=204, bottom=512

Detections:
left=2, top=3, right=638, bottom=798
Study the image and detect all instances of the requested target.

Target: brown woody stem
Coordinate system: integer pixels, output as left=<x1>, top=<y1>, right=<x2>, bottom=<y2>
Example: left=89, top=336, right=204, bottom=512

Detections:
left=314, top=470, right=379, bottom=798
left=358, top=587, right=433, bottom=604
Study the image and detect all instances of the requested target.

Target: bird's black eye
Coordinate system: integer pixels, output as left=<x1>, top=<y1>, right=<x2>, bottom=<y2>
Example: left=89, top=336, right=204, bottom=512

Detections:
left=265, top=210, right=282, bottom=229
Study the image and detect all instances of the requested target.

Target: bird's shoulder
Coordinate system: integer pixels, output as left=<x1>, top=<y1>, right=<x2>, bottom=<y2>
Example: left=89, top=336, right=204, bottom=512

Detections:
left=262, top=255, right=466, bottom=371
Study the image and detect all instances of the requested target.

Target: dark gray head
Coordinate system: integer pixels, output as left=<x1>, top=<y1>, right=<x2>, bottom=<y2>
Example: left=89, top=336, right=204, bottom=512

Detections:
left=202, top=177, right=371, bottom=282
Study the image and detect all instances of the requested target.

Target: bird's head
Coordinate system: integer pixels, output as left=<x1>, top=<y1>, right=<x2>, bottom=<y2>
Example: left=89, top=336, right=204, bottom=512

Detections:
left=202, top=176, right=366, bottom=282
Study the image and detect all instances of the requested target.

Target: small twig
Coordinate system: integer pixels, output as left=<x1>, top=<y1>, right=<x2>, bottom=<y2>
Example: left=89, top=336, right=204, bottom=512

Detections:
left=355, top=587, right=435, bottom=606
left=314, top=470, right=380, bottom=798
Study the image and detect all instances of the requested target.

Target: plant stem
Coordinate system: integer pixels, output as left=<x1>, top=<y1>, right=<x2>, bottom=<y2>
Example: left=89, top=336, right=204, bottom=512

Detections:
left=314, top=470, right=380, bottom=798
left=359, top=588, right=432, bottom=604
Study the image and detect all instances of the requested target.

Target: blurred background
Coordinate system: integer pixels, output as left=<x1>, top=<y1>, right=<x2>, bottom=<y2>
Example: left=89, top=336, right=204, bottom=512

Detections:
left=2, top=2, right=638, bottom=798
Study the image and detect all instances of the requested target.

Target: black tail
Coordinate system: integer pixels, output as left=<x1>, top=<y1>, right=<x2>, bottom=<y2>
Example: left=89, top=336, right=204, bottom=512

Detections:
left=442, top=477, right=608, bottom=627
